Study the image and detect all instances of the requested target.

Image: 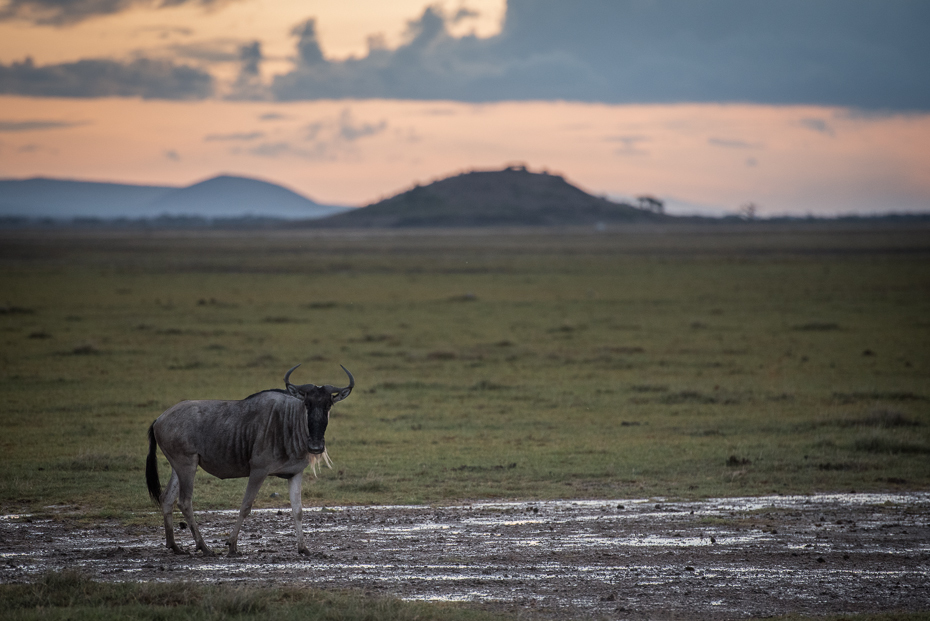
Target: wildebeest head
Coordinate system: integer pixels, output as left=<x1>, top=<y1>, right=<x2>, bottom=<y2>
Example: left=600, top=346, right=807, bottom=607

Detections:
left=284, top=364, right=354, bottom=455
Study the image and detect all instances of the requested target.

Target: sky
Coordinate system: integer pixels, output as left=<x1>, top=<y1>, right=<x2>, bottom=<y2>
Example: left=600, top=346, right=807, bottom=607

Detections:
left=1, top=0, right=928, bottom=216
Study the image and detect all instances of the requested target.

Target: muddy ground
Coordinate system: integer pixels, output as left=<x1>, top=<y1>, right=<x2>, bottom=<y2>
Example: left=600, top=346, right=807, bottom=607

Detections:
left=2, top=493, right=928, bottom=619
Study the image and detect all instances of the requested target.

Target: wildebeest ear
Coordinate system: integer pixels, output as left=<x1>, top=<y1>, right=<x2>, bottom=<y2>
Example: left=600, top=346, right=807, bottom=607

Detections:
left=287, top=384, right=303, bottom=398
left=333, top=386, right=352, bottom=403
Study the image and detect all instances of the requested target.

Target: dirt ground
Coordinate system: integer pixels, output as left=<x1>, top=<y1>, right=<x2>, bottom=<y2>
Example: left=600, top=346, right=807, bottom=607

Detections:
left=2, top=493, right=928, bottom=619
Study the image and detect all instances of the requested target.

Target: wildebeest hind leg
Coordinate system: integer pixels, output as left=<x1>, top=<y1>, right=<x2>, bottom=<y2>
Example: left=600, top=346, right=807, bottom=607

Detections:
left=160, top=470, right=186, bottom=554
left=175, top=460, right=214, bottom=556
left=227, top=470, right=267, bottom=556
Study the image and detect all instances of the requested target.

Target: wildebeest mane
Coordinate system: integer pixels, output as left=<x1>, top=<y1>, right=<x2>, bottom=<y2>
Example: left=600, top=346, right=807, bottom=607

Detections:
left=243, top=388, right=289, bottom=400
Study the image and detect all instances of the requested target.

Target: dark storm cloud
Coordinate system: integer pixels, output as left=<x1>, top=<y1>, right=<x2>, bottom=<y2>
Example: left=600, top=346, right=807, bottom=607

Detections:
left=270, top=0, right=930, bottom=111
left=6, top=1, right=927, bottom=110
left=0, top=0, right=237, bottom=26
left=0, top=56, right=214, bottom=99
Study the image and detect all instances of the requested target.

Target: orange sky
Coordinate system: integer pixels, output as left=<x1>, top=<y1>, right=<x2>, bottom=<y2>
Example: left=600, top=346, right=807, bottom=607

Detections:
left=1, top=1, right=928, bottom=215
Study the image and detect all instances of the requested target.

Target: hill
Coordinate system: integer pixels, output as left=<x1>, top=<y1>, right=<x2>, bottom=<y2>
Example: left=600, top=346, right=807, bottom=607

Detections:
left=316, top=166, right=667, bottom=227
left=0, top=178, right=175, bottom=220
left=146, top=175, right=346, bottom=220
left=0, top=175, right=346, bottom=222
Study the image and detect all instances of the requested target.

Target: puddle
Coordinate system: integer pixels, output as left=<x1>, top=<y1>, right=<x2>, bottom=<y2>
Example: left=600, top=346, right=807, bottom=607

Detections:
left=2, top=493, right=929, bottom=619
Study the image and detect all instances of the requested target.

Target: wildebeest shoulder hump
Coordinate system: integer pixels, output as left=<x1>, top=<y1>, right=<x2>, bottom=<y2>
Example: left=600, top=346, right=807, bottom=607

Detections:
left=243, top=388, right=290, bottom=400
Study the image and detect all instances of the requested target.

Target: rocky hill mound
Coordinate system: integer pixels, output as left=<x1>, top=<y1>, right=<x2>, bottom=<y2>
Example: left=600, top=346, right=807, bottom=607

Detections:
left=318, top=166, right=665, bottom=227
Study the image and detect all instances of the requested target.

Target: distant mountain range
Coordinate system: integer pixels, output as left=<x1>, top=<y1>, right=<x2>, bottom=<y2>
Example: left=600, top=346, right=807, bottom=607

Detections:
left=317, top=166, right=666, bottom=227
left=1, top=167, right=666, bottom=227
left=10, top=167, right=918, bottom=229
left=0, top=175, right=348, bottom=221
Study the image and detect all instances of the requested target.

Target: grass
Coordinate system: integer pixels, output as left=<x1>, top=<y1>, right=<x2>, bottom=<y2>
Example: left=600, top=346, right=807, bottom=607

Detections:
left=0, top=224, right=928, bottom=520
left=0, top=570, right=507, bottom=621
left=3, top=571, right=928, bottom=621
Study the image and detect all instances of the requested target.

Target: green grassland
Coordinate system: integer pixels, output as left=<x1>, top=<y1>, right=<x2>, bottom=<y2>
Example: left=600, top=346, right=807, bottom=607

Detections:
left=1, top=223, right=929, bottom=518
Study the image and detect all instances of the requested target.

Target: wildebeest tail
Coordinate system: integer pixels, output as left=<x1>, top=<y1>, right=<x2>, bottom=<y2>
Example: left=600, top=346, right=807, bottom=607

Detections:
left=146, top=422, right=161, bottom=505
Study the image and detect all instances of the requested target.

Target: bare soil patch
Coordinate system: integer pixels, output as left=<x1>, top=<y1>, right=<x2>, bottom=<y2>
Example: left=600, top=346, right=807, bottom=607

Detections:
left=2, top=494, right=928, bottom=619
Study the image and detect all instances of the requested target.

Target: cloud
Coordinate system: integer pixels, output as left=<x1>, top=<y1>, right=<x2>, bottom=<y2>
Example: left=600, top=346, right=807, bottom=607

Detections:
left=6, top=1, right=927, bottom=110
left=420, top=107, right=458, bottom=116
left=17, top=143, right=50, bottom=152
left=302, top=109, right=387, bottom=145
left=799, top=118, right=835, bottom=136
left=0, top=0, right=238, bottom=26
left=291, top=18, right=325, bottom=67
left=238, top=40, right=261, bottom=77
left=606, top=134, right=649, bottom=156
left=0, top=119, right=89, bottom=131
left=161, top=39, right=246, bottom=64
left=238, top=107, right=387, bottom=161
left=243, top=140, right=338, bottom=161
left=271, top=6, right=501, bottom=101
left=300, top=108, right=387, bottom=158
left=708, top=138, right=763, bottom=149
left=132, top=25, right=194, bottom=39
left=227, top=39, right=265, bottom=99
left=336, top=109, right=386, bottom=141
left=267, top=0, right=930, bottom=111
left=0, top=56, right=213, bottom=99
left=450, top=6, right=480, bottom=23
left=204, top=131, right=264, bottom=141
left=271, top=6, right=605, bottom=102
left=246, top=141, right=296, bottom=158
left=497, top=0, right=930, bottom=110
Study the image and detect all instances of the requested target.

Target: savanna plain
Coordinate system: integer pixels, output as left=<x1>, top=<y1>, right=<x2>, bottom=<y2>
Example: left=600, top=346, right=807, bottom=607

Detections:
left=1, top=223, right=928, bottom=620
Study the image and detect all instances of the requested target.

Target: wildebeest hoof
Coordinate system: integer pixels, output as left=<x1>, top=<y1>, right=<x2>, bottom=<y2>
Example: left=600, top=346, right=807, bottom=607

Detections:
left=198, top=546, right=217, bottom=557
left=169, top=545, right=189, bottom=555
left=298, top=547, right=311, bottom=556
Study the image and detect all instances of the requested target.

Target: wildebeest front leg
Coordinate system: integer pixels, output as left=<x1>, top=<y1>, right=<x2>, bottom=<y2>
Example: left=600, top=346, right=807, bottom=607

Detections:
left=227, top=470, right=267, bottom=556
left=288, top=473, right=309, bottom=555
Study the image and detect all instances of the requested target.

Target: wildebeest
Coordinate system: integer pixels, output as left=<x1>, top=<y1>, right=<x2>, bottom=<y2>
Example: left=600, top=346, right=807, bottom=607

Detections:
left=145, top=364, right=354, bottom=556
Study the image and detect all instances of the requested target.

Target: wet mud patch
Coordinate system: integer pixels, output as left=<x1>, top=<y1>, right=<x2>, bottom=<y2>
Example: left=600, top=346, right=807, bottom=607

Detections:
left=2, top=493, right=929, bottom=619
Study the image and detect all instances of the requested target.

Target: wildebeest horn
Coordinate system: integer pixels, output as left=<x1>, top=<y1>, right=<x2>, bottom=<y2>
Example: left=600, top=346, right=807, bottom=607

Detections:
left=340, top=365, right=355, bottom=391
left=324, top=365, right=354, bottom=396
left=284, top=364, right=301, bottom=388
